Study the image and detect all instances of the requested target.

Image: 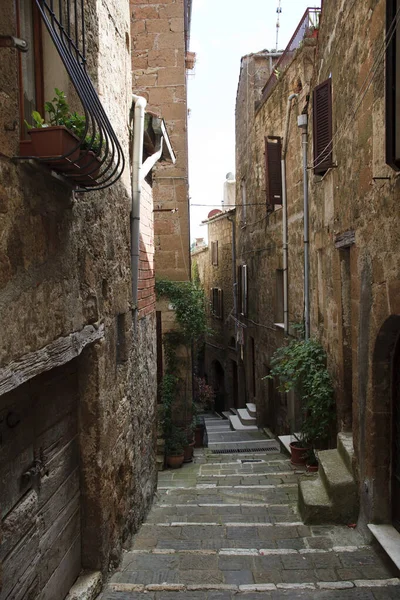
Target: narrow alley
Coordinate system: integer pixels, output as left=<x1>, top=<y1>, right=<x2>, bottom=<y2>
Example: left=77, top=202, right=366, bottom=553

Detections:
left=100, top=417, right=400, bottom=599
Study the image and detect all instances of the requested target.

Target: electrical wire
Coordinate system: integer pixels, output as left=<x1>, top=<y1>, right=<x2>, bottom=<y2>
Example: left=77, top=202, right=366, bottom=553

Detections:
left=310, top=5, right=400, bottom=171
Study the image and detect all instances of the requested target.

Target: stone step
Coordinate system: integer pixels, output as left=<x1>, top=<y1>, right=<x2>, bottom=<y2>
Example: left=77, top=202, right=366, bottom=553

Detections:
left=298, top=478, right=333, bottom=525
left=222, top=410, right=236, bottom=420
left=337, top=431, right=355, bottom=475
left=237, top=408, right=257, bottom=426
left=246, top=403, right=257, bottom=418
left=317, top=449, right=358, bottom=523
left=368, top=524, right=400, bottom=571
left=229, top=415, right=258, bottom=432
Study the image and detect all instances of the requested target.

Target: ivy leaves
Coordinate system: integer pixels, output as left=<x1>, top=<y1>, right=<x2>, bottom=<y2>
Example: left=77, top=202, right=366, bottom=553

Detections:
left=156, top=278, right=208, bottom=343
left=269, top=338, right=335, bottom=445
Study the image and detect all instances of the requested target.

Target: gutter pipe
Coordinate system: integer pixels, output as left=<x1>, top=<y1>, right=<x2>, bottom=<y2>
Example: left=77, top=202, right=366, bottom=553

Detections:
left=281, top=93, right=298, bottom=335
left=130, top=94, right=165, bottom=327
left=298, top=114, right=310, bottom=339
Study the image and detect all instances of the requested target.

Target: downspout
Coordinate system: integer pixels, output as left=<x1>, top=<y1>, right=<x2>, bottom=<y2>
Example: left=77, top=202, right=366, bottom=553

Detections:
left=130, top=94, right=147, bottom=326
left=281, top=93, right=298, bottom=334
left=227, top=214, right=237, bottom=329
left=298, top=114, right=310, bottom=339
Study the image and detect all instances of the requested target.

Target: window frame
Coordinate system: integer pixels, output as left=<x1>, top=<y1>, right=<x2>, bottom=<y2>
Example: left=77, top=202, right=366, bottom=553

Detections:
left=264, top=136, right=283, bottom=207
left=16, top=0, right=44, bottom=141
left=210, top=287, right=223, bottom=319
left=211, top=240, right=219, bottom=266
left=312, top=78, right=333, bottom=175
left=237, top=264, right=248, bottom=317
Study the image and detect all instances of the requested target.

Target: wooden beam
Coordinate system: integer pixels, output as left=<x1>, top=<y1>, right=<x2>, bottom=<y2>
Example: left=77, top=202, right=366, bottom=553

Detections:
left=335, top=230, right=355, bottom=249
left=0, top=323, right=105, bottom=396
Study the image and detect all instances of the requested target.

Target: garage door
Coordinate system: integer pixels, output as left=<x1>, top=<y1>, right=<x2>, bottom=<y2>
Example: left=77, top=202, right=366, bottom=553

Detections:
left=0, top=361, right=81, bottom=600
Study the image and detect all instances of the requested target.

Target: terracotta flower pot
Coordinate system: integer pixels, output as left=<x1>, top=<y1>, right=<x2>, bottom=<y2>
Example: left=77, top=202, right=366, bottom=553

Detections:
left=28, top=126, right=80, bottom=169
left=183, top=441, right=195, bottom=463
left=289, top=442, right=311, bottom=466
left=194, top=424, right=205, bottom=448
left=166, top=454, right=184, bottom=469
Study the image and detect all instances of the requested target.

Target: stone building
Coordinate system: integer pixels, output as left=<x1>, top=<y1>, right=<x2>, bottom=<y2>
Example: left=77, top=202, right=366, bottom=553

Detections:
left=0, top=0, right=174, bottom=597
left=231, top=0, right=400, bottom=551
left=192, top=206, right=238, bottom=413
left=130, top=0, right=193, bottom=443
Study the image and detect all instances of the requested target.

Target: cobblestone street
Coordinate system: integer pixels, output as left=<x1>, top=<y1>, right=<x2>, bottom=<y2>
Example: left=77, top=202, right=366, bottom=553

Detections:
left=99, top=447, right=400, bottom=599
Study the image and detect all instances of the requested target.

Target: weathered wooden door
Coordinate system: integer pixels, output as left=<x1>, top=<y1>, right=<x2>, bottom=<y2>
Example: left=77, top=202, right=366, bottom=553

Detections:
left=0, top=361, right=81, bottom=599
left=393, top=338, right=400, bottom=532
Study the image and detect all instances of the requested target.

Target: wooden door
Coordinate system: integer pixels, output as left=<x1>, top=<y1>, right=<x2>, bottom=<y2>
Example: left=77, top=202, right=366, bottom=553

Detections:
left=393, top=338, right=400, bottom=532
left=0, top=362, right=81, bottom=599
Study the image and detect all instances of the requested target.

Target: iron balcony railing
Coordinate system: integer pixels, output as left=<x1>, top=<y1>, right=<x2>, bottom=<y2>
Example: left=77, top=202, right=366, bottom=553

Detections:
left=259, top=7, right=321, bottom=106
left=22, top=0, right=125, bottom=192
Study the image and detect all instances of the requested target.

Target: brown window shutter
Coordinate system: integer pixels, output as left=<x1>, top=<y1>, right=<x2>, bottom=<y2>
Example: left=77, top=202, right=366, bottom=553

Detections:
left=242, top=264, right=248, bottom=316
left=265, top=136, right=282, bottom=206
left=313, top=78, right=333, bottom=175
left=218, top=289, right=223, bottom=319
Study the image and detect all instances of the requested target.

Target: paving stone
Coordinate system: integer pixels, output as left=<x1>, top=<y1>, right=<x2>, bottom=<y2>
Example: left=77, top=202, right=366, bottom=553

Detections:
left=178, top=570, right=224, bottom=584
left=218, top=555, right=253, bottom=570
left=179, top=554, right=218, bottom=570
left=223, top=570, right=254, bottom=585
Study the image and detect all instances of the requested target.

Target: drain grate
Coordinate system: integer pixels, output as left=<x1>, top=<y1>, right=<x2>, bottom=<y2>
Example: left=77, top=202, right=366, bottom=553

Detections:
left=210, top=445, right=280, bottom=454
left=241, top=459, right=263, bottom=463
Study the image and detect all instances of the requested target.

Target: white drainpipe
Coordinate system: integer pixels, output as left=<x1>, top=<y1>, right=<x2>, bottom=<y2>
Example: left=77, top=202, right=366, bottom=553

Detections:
left=130, top=94, right=147, bottom=325
left=131, top=95, right=167, bottom=327
left=281, top=93, right=298, bottom=335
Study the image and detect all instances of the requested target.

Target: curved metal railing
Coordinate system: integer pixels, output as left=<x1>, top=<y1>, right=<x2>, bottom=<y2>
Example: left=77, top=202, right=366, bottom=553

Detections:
left=23, top=0, right=125, bottom=192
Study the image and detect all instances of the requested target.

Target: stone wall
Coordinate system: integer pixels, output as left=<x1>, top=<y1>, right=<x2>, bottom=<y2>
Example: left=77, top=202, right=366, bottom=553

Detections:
left=192, top=211, right=238, bottom=412
left=130, top=0, right=190, bottom=282
left=235, top=43, right=316, bottom=430
left=309, top=0, right=400, bottom=531
left=0, top=0, right=158, bottom=585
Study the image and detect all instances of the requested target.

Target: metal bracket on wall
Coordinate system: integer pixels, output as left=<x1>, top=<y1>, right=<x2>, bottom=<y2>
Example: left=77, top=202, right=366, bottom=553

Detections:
left=0, top=36, right=28, bottom=52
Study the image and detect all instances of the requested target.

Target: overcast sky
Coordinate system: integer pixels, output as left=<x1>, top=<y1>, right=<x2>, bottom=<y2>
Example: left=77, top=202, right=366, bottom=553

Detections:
left=188, top=0, right=321, bottom=242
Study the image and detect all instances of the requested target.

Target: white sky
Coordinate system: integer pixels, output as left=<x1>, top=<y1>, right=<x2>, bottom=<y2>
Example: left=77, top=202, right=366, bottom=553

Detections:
left=188, top=0, right=321, bottom=242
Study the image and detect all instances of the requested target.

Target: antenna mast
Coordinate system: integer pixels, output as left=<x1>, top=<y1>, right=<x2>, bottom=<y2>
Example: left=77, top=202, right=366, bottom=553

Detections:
left=276, top=0, right=282, bottom=51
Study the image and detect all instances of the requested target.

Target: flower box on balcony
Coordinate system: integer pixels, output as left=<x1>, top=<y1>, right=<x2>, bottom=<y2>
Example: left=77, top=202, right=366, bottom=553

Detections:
left=28, top=125, right=80, bottom=169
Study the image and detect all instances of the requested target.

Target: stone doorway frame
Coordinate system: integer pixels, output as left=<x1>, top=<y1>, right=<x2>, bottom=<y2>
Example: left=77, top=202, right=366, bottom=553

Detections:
left=369, top=315, right=400, bottom=524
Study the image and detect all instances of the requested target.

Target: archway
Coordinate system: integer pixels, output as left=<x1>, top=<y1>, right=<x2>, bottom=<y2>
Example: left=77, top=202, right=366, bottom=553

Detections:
left=211, top=360, right=225, bottom=414
left=370, top=315, right=400, bottom=525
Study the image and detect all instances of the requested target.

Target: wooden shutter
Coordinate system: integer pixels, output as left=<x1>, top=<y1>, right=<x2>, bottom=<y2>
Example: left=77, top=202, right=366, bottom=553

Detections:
left=265, top=136, right=282, bottom=206
left=237, top=266, right=242, bottom=315
left=313, top=78, right=333, bottom=175
left=242, top=265, right=248, bottom=317
left=218, top=288, right=223, bottom=319
left=211, top=241, right=218, bottom=266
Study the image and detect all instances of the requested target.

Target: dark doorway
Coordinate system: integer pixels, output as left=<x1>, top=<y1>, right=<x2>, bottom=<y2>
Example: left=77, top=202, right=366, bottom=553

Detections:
left=212, top=360, right=225, bottom=413
left=393, top=334, right=400, bottom=531
left=232, top=360, right=238, bottom=409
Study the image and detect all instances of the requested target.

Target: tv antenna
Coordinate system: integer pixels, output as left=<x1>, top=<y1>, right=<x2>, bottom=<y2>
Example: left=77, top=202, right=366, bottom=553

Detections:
left=276, top=0, right=282, bottom=51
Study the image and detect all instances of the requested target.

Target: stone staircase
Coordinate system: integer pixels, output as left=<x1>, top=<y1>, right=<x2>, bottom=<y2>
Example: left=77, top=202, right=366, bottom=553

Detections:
left=225, top=403, right=258, bottom=431
left=298, top=432, right=359, bottom=525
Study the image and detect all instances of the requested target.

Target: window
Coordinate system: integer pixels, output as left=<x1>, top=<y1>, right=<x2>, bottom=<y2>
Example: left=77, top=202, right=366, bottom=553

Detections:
left=264, top=136, right=282, bottom=206
left=312, top=78, right=333, bottom=175
left=16, top=0, right=44, bottom=139
left=275, top=269, right=284, bottom=324
left=210, top=287, right=223, bottom=319
left=211, top=241, right=218, bottom=266
left=237, top=264, right=248, bottom=317
left=386, top=0, right=400, bottom=169
left=240, top=178, right=247, bottom=224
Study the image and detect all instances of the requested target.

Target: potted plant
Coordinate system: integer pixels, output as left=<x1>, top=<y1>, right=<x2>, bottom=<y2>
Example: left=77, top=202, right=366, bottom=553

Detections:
left=24, top=89, right=81, bottom=167
left=267, top=336, right=335, bottom=465
left=165, top=426, right=187, bottom=469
